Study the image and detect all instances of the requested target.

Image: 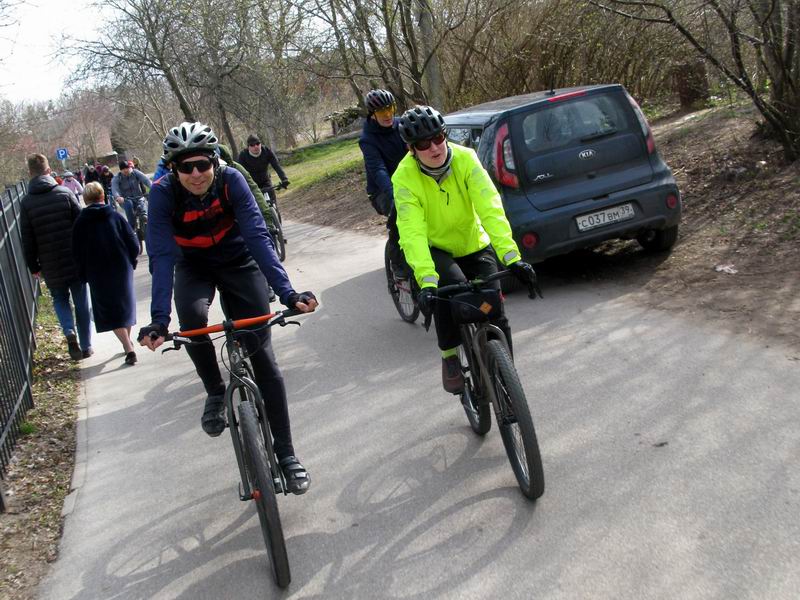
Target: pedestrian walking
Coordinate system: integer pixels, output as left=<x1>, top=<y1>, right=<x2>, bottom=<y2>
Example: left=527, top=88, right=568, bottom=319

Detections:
left=72, top=182, right=140, bottom=365
left=20, top=153, right=92, bottom=359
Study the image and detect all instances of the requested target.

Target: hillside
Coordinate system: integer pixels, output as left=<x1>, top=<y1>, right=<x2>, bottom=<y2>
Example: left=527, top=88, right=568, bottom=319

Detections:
left=281, top=106, right=800, bottom=351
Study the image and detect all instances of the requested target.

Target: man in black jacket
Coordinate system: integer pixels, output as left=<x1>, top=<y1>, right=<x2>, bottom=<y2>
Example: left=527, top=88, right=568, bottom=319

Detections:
left=20, top=154, right=92, bottom=360
left=237, top=134, right=289, bottom=208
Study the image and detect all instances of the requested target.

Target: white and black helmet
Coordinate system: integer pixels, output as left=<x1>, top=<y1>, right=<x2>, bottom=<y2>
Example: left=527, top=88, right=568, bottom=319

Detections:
left=162, top=122, right=219, bottom=162
left=365, top=89, right=395, bottom=113
left=397, top=106, right=445, bottom=144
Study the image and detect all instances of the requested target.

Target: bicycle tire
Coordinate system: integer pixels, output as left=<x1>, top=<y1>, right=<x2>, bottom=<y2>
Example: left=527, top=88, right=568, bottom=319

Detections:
left=486, top=339, right=545, bottom=500
left=458, top=337, right=491, bottom=435
left=269, top=206, right=286, bottom=261
left=239, top=401, right=291, bottom=587
left=384, top=240, right=419, bottom=323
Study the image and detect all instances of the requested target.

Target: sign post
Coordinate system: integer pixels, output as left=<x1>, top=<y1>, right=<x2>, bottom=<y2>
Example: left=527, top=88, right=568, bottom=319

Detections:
left=55, top=147, right=69, bottom=172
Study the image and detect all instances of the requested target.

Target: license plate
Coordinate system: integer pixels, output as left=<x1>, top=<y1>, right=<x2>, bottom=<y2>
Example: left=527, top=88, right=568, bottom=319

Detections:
left=576, top=203, right=635, bottom=232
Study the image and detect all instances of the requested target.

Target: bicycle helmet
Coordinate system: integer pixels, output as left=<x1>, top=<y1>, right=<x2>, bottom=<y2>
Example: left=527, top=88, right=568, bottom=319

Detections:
left=162, top=121, right=219, bottom=162
left=397, top=106, right=445, bottom=144
left=365, top=89, right=395, bottom=113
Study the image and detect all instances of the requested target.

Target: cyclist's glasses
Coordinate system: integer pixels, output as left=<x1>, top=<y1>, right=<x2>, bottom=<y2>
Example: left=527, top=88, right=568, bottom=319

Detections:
left=413, top=133, right=446, bottom=151
left=176, top=158, right=214, bottom=174
left=249, top=141, right=261, bottom=147
left=374, top=104, right=396, bottom=118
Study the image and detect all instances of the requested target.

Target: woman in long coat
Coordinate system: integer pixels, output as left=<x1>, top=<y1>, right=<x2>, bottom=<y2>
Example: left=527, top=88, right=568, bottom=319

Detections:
left=72, top=182, right=140, bottom=365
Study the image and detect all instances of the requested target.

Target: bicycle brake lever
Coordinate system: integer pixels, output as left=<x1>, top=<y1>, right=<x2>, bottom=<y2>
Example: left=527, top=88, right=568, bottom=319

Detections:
left=423, top=313, right=433, bottom=332
left=161, top=347, right=179, bottom=354
left=280, top=320, right=301, bottom=327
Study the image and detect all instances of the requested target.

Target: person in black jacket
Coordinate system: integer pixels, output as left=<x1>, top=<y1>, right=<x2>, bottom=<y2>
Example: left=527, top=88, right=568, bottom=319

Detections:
left=358, top=88, right=410, bottom=277
left=20, top=154, right=92, bottom=360
left=237, top=134, right=289, bottom=208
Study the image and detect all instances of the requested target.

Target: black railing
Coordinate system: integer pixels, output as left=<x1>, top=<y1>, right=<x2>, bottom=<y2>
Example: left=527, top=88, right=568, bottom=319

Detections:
left=0, top=181, right=38, bottom=511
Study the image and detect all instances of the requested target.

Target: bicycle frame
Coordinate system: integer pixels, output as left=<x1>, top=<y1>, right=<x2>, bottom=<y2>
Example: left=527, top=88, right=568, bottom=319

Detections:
left=460, top=322, right=511, bottom=412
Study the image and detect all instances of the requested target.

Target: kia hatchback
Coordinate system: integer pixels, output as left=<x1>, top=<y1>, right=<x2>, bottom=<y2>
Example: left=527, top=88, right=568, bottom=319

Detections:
left=444, top=84, right=681, bottom=262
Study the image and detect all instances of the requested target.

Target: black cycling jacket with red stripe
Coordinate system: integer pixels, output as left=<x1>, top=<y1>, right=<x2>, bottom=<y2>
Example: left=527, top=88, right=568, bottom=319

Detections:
left=146, top=167, right=294, bottom=327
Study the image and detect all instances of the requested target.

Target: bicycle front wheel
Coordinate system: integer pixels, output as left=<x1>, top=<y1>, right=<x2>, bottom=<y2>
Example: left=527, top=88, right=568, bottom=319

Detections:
left=384, top=240, right=419, bottom=323
left=269, top=206, right=286, bottom=261
left=239, top=401, right=291, bottom=587
left=486, top=340, right=545, bottom=500
left=458, top=336, right=491, bottom=435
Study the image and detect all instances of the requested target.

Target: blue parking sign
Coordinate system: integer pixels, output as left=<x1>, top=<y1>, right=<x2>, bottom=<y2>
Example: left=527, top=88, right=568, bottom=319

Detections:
left=56, top=147, right=69, bottom=160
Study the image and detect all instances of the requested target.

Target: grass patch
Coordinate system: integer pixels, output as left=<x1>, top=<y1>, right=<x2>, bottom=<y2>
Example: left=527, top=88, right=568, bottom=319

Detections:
left=18, top=422, right=37, bottom=436
left=282, top=138, right=363, bottom=192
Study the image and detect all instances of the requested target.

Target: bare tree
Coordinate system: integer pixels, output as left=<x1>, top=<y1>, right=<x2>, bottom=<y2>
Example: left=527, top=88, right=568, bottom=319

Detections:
left=589, top=0, right=800, bottom=160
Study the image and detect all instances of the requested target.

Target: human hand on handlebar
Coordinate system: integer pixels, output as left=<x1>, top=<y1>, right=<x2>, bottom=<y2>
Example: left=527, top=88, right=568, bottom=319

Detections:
left=509, top=261, right=542, bottom=299
left=137, top=322, right=168, bottom=351
left=286, top=291, right=318, bottom=313
left=417, top=287, right=435, bottom=319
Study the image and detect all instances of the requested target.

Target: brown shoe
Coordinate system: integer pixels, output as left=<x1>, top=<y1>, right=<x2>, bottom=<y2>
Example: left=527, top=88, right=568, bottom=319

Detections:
left=442, top=356, right=465, bottom=394
left=66, top=334, right=82, bottom=361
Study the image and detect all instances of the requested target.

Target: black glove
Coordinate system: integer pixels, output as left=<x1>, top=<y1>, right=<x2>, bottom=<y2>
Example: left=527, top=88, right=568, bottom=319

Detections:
left=280, top=180, right=290, bottom=189
left=285, top=291, right=317, bottom=310
left=137, top=322, right=168, bottom=342
left=417, top=287, right=436, bottom=319
left=509, top=260, right=536, bottom=284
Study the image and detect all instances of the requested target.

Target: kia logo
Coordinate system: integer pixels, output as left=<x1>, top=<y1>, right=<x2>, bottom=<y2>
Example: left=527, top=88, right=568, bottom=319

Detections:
left=579, top=149, right=596, bottom=160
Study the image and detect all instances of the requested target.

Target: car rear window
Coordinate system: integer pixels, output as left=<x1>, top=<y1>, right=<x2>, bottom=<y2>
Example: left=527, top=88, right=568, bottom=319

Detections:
left=520, top=94, right=633, bottom=154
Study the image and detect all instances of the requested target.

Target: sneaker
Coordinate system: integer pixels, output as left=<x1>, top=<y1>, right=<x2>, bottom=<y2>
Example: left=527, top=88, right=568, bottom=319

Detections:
left=442, top=356, right=465, bottom=394
left=201, top=394, right=226, bottom=437
left=82, top=348, right=94, bottom=359
left=66, top=334, right=82, bottom=361
left=278, top=456, right=311, bottom=495
left=124, top=351, right=137, bottom=365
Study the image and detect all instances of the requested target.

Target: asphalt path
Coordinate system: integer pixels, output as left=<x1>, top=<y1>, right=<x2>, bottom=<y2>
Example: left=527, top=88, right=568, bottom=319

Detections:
left=39, top=220, right=800, bottom=599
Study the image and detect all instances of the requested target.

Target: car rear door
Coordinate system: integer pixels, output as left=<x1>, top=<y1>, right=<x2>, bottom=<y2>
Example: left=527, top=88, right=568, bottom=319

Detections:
left=512, top=88, right=654, bottom=211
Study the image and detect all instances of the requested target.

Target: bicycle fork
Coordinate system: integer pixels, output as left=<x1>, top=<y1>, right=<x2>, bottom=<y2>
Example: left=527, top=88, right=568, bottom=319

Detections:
left=470, top=324, right=517, bottom=425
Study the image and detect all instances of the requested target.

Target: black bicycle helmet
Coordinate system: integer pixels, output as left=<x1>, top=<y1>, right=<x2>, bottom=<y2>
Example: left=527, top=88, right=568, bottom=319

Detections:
left=364, top=89, right=395, bottom=113
left=397, top=106, right=445, bottom=145
left=162, top=122, right=219, bottom=162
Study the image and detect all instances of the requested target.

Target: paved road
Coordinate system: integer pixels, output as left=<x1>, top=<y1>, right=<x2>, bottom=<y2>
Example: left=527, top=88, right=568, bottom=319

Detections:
left=39, top=221, right=800, bottom=599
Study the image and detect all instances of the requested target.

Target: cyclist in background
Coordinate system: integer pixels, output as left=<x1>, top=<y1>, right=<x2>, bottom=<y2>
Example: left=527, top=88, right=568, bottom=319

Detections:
left=138, top=122, right=316, bottom=494
left=112, top=161, right=151, bottom=225
left=237, top=134, right=290, bottom=208
left=392, top=106, right=538, bottom=393
left=358, top=88, right=410, bottom=278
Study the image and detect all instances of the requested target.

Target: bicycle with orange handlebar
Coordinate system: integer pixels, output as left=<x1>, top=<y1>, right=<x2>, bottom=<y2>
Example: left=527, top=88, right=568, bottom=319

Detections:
left=160, top=308, right=306, bottom=588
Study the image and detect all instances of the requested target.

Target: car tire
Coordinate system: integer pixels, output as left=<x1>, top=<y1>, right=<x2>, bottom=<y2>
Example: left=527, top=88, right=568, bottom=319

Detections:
left=637, top=225, right=679, bottom=252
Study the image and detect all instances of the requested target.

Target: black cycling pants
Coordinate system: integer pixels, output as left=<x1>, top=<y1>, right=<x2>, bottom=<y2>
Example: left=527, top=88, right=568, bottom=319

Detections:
left=174, top=256, right=294, bottom=459
left=430, top=246, right=512, bottom=353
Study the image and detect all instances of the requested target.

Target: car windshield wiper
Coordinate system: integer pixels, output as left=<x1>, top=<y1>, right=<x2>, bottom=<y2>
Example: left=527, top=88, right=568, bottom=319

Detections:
left=580, top=129, right=618, bottom=142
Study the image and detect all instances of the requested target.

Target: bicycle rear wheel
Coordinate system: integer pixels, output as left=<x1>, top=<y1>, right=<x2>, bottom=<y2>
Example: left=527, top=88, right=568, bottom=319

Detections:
left=384, top=240, right=419, bottom=323
left=458, top=333, right=491, bottom=435
left=239, top=401, right=291, bottom=587
left=269, top=206, right=286, bottom=261
left=486, top=339, right=544, bottom=500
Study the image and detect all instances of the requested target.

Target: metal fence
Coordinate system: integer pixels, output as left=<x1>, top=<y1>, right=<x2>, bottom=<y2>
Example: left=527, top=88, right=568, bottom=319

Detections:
left=0, top=181, right=38, bottom=511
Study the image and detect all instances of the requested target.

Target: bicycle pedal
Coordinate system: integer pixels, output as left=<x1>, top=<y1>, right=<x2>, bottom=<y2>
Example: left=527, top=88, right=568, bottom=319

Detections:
left=273, top=477, right=284, bottom=494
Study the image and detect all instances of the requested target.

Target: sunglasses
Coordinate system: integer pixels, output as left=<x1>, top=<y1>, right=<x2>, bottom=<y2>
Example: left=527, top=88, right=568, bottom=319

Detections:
left=413, top=133, right=446, bottom=151
left=176, top=158, right=214, bottom=174
left=374, top=105, right=395, bottom=118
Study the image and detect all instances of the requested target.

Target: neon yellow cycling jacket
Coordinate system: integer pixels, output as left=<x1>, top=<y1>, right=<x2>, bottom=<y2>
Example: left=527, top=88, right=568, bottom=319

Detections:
left=392, top=143, right=521, bottom=289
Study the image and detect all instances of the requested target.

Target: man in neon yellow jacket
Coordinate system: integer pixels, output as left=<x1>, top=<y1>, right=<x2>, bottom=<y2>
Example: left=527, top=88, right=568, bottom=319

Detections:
left=392, top=105, right=538, bottom=393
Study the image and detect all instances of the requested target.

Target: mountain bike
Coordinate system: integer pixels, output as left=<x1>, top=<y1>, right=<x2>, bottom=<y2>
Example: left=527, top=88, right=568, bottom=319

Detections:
left=429, top=270, right=545, bottom=500
left=384, top=239, right=419, bottom=323
left=160, top=308, right=307, bottom=588
left=261, top=183, right=287, bottom=262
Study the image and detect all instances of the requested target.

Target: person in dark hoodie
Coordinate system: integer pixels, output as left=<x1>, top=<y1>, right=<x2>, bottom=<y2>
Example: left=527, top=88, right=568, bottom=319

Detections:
left=72, top=182, right=140, bottom=366
left=358, top=88, right=410, bottom=277
left=236, top=133, right=289, bottom=209
left=20, top=153, right=92, bottom=360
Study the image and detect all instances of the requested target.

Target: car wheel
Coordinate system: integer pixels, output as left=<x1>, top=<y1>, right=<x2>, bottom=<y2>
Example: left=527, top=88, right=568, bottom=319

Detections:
left=637, top=225, right=679, bottom=252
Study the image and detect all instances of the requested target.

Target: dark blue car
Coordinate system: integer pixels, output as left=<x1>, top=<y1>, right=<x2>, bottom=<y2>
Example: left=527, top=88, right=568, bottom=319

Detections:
left=444, top=84, right=681, bottom=262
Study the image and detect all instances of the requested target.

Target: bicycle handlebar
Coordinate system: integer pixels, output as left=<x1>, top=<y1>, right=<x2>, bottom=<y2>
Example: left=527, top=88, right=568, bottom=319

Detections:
left=163, top=308, right=304, bottom=344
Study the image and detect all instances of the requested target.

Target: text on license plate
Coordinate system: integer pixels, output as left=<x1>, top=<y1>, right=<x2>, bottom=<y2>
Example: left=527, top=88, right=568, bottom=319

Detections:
left=576, top=203, right=635, bottom=232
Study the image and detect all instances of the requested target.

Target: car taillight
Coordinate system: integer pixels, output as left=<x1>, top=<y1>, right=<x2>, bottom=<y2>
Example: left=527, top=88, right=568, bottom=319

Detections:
left=666, top=193, right=679, bottom=209
left=521, top=232, right=539, bottom=249
left=494, top=123, right=519, bottom=188
left=626, top=92, right=656, bottom=155
left=546, top=90, right=587, bottom=103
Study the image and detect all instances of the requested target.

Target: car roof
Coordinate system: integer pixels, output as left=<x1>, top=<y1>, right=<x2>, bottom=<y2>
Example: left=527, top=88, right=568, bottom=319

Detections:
left=445, top=84, right=624, bottom=126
